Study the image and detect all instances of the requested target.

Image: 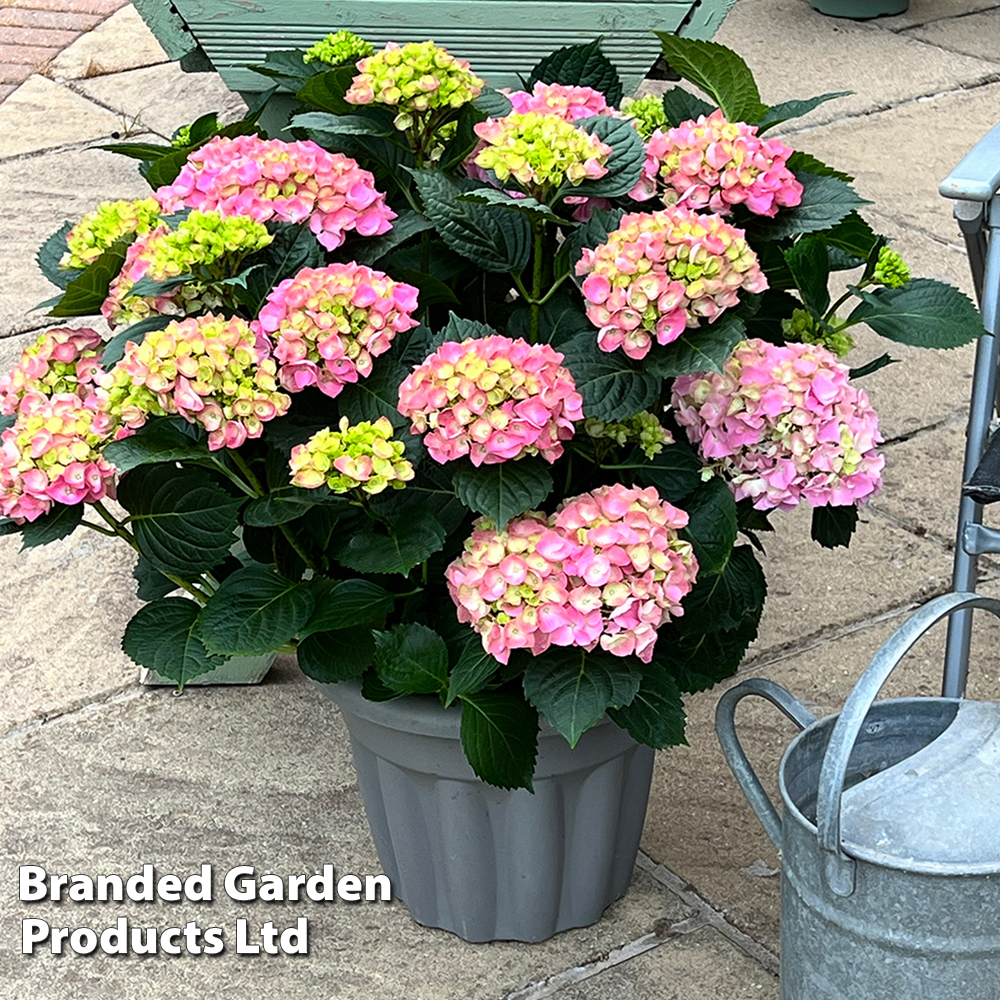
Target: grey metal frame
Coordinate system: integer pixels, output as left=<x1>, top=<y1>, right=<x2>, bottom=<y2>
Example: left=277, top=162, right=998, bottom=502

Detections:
left=938, top=123, right=1000, bottom=698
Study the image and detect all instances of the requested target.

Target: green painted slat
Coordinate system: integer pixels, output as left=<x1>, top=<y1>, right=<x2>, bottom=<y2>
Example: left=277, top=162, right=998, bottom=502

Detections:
left=131, top=0, right=199, bottom=60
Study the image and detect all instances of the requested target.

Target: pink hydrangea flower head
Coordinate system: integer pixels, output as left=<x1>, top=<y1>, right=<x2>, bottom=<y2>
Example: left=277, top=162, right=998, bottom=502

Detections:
left=671, top=338, right=885, bottom=511
left=100, top=314, right=291, bottom=451
left=553, top=484, right=698, bottom=662
left=0, top=326, right=104, bottom=415
left=155, top=135, right=395, bottom=251
left=61, top=197, right=162, bottom=270
left=345, top=40, right=484, bottom=119
left=252, top=263, right=420, bottom=399
left=102, top=210, right=273, bottom=327
left=645, top=110, right=803, bottom=217
left=289, top=415, right=415, bottom=494
left=0, top=392, right=116, bottom=522
left=507, top=82, right=617, bottom=122
left=473, top=113, right=612, bottom=197
left=445, top=512, right=588, bottom=664
left=397, top=335, right=584, bottom=466
left=576, top=206, right=768, bottom=360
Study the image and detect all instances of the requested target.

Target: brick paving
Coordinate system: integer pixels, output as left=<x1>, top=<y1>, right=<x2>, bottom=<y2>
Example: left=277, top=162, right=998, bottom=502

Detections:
left=0, top=0, right=127, bottom=100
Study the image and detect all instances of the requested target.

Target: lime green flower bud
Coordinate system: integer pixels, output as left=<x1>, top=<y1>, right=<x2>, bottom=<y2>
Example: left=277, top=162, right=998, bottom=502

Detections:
left=61, top=197, right=162, bottom=270
left=621, top=94, right=668, bottom=141
left=584, top=411, right=674, bottom=459
left=873, top=246, right=910, bottom=288
left=303, top=30, right=373, bottom=67
left=781, top=308, right=855, bottom=359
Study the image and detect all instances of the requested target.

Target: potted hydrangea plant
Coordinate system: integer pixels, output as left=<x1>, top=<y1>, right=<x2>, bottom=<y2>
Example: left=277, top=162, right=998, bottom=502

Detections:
left=4, top=32, right=982, bottom=941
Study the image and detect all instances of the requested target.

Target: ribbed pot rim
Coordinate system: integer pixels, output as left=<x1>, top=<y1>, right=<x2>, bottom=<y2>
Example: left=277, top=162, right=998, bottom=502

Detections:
left=316, top=677, right=617, bottom=742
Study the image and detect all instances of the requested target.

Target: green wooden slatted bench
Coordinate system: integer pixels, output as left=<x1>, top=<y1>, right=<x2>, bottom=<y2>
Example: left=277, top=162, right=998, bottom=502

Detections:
left=131, top=0, right=737, bottom=129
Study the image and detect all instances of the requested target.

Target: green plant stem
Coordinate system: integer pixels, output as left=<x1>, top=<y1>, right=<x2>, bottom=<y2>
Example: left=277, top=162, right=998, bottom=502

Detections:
left=209, top=456, right=257, bottom=498
left=229, top=450, right=319, bottom=574
left=90, top=500, right=211, bottom=602
left=530, top=218, right=545, bottom=343
left=79, top=519, right=117, bottom=537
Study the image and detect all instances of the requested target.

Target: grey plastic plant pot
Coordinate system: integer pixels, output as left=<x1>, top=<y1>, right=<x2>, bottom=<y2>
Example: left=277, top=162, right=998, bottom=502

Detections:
left=317, top=678, right=655, bottom=943
left=140, top=652, right=277, bottom=686
left=809, top=0, right=908, bottom=18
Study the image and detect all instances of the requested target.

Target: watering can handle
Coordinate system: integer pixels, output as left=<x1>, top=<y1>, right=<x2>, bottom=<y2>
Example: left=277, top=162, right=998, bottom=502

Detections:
left=816, top=591, right=1000, bottom=894
left=715, top=678, right=818, bottom=851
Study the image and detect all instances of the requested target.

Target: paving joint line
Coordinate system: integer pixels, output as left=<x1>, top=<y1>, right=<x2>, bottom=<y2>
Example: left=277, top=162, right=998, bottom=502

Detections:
left=0, top=683, right=152, bottom=743
left=503, top=913, right=711, bottom=999
left=891, top=4, right=1000, bottom=34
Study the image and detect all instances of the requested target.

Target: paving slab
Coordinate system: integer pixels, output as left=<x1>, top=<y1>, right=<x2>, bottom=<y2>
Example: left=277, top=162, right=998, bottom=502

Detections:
left=642, top=585, right=1000, bottom=952
left=0, top=666, right=695, bottom=1000
left=879, top=0, right=1000, bottom=30
left=0, top=73, right=120, bottom=157
left=904, top=8, right=1000, bottom=63
left=791, top=82, right=1000, bottom=242
left=76, top=60, right=247, bottom=141
left=747, top=500, right=954, bottom=657
left=536, top=927, right=778, bottom=999
left=712, top=0, right=1000, bottom=131
left=0, top=145, right=153, bottom=337
left=45, top=4, right=166, bottom=81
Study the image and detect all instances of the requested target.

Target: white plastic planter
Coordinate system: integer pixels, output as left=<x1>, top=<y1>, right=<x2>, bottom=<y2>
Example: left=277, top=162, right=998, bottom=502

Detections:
left=140, top=652, right=277, bottom=686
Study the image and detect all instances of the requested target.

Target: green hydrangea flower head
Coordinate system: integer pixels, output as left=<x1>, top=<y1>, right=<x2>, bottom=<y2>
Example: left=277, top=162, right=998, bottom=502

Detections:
left=621, top=94, right=668, bottom=140
left=584, top=411, right=674, bottom=459
left=289, top=415, right=415, bottom=494
left=345, top=40, right=484, bottom=124
left=873, top=246, right=910, bottom=288
left=303, top=30, right=373, bottom=66
left=781, top=308, right=855, bottom=358
left=61, top=197, right=162, bottom=270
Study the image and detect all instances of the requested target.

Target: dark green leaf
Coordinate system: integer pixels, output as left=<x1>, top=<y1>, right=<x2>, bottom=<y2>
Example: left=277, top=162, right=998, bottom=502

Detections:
left=100, top=314, right=174, bottom=367
left=608, top=667, right=687, bottom=748
left=452, top=459, right=554, bottom=527
left=374, top=622, right=449, bottom=695
left=603, top=442, right=704, bottom=504
left=460, top=689, right=539, bottom=790
left=127, top=273, right=192, bottom=299
left=94, top=140, right=174, bottom=160
left=435, top=312, right=496, bottom=346
left=459, top=188, right=569, bottom=226
left=653, top=610, right=760, bottom=694
left=562, top=206, right=624, bottom=272
left=786, top=151, right=854, bottom=183
left=346, top=209, right=434, bottom=266
left=102, top=417, right=209, bottom=473
left=644, top=313, right=746, bottom=378
left=35, top=221, right=75, bottom=290
left=744, top=289, right=801, bottom=343
left=522, top=647, right=641, bottom=747
left=573, top=115, right=645, bottom=199
left=291, top=111, right=392, bottom=136
left=390, top=267, right=461, bottom=308
left=656, top=34, right=766, bottom=123
left=200, top=564, right=315, bottom=655
left=411, top=169, right=531, bottom=273
left=675, top=545, right=766, bottom=635
left=243, top=487, right=341, bottom=527
left=0, top=517, right=22, bottom=537
left=824, top=212, right=880, bottom=270
left=811, top=504, right=859, bottom=549
left=681, top=477, right=738, bottom=576
left=133, top=555, right=176, bottom=601
left=234, top=221, right=326, bottom=317
left=757, top=91, right=851, bottom=131
left=46, top=238, right=129, bottom=317
left=19, top=503, right=82, bottom=549
left=784, top=235, right=831, bottom=313
left=847, top=278, right=985, bottom=349
left=445, top=635, right=500, bottom=707
left=660, top=86, right=714, bottom=127
left=303, top=579, right=394, bottom=635
left=116, top=464, right=242, bottom=577
left=297, top=628, right=374, bottom=682
left=526, top=39, right=623, bottom=107
left=560, top=330, right=659, bottom=422
left=334, top=506, right=446, bottom=575
left=335, top=352, right=409, bottom=427
left=757, top=173, right=869, bottom=241
left=122, top=597, right=226, bottom=686
left=474, top=89, right=513, bottom=118
left=245, top=48, right=320, bottom=87
left=144, top=147, right=196, bottom=189
left=850, top=353, right=898, bottom=379
left=295, top=66, right=357, bottom=114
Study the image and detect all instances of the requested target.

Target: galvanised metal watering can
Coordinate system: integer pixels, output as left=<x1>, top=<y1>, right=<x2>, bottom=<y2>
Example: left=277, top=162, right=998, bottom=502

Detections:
left=716, top=591, right=1000, bottom=999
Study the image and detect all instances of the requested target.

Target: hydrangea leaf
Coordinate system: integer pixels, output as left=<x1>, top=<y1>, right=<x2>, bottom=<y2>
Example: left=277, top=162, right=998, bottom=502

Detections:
left=644, top=313, right=747, bottom=378
left=374, top=622, right=449, bottom=695
left=122, top=597, right=226, bottom=687
left=199, top=565, right=316, bottom=656
left=680, top=477, right=738, bottom=576
left=445, top=635, right=500, bottom=708
left=333, top=507, right=446, bottom=575
left=660, top=87, right=714, bottom=128
left=297, top=627, right=375, bottom=682
left=608, top=667, right=687, bottom=748
left=573, top=115, right=646, bottom=200
left=602, top=442, right=704, bottom=505
left=45, top=237, right=129, bottom=318
left=525, top=39, right=623, bottom=108
left=560, top=330, right=660, bottom=422
left=460, top=689, right=539, bottom=790
left=756, top=91, right=851, bottom=132
left=36, top=221, right=75, bottom=291
left=451, top=459, right=554, bottom=528
left=302, top=579, right=394, bottom=635
left=811, top=504, right=859, bottom=549
left=18, top=502, right=82, bottom=549
left=102, top=417, right=209, bottom=474
left=757, top=173, right=869, bottom=240
left=100, top=314, right=174, bottom=368
left=673, top=545, right=766, bottom=635
left=522, top=647, right=642, bottom=747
